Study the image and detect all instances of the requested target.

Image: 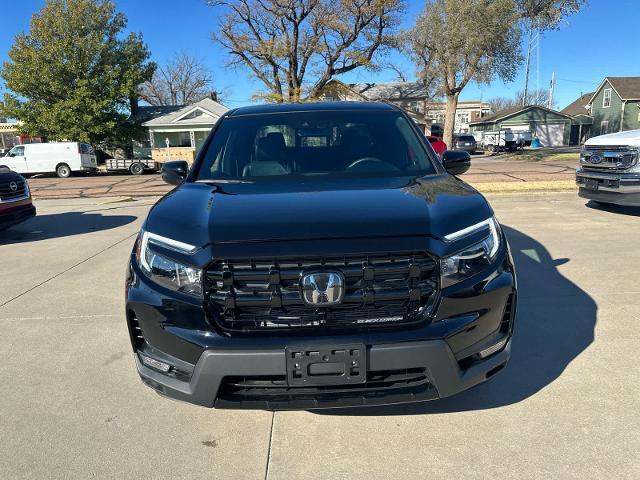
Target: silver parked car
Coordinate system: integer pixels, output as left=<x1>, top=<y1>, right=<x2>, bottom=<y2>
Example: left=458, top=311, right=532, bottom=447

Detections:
left=454, top=134, right=477, bottom=154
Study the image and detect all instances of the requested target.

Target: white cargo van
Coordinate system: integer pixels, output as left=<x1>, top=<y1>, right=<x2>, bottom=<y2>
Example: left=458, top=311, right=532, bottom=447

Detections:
left=0, top=142, right=97, bottom=178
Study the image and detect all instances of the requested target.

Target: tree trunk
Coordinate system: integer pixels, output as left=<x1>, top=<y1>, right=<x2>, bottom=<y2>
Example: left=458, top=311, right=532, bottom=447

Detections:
left=443, top=92, right=459, bottom=149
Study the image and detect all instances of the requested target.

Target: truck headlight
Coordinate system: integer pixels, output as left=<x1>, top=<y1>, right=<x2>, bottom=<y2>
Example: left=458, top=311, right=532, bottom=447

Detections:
left=137, top=230, right=202, bottom=296
left=441, top=217, right=502, bottom=288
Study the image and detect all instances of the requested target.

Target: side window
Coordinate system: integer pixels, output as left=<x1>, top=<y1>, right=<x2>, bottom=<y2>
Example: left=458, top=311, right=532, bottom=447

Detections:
left=80, top=144, right=94, bottom=154
left=10, top=146, right=24, bottom=157
left=602, top=88, right=612, bottom=108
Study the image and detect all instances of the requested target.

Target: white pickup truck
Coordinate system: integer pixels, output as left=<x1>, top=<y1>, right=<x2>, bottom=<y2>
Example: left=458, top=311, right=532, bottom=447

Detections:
left=576, top=129, right=640, bottom=206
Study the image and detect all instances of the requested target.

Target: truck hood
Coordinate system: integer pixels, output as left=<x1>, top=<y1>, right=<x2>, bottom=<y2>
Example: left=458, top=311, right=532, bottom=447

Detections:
left=145, top=175, right=493, bottom=247
left=585, top=129, right=640, bottom=147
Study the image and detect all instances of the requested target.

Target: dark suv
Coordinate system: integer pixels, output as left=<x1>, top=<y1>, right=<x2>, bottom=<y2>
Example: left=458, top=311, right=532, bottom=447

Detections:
left=454, top=135, right=478, bottom=154
left=0, top=167, right=36, bottom=230
left=126, top=102, right=516, bottom=409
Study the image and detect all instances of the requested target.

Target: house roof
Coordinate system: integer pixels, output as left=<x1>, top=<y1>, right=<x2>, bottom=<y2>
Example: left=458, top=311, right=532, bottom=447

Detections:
left=129, top=105, right=184, bottom=124
left=425, top=101, right=490, bottom=108
left=561, top=92, right=594, bottom=117
left=589, top=77, right=640, bottom=104
left=349, top=82, right=431, bottom=100
left=469, top=104, right=572, bottom=125
left=143, top=97, right=229, bottom=127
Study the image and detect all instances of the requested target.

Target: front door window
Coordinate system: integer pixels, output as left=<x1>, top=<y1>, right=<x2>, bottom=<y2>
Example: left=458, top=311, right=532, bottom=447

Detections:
left=9, top=146, right=24, bottom=157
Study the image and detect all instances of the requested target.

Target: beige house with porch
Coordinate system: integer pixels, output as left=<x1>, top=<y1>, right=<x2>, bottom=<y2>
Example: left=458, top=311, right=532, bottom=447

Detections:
left=0, top=121, right=19, bottom=150
left=142, top=97, right=228, bottom=164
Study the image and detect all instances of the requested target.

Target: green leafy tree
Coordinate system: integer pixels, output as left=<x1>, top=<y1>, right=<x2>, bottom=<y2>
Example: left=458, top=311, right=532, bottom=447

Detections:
left=408, top=0, right=522, bottom=148
left=0, top=0, right=155, bottom=148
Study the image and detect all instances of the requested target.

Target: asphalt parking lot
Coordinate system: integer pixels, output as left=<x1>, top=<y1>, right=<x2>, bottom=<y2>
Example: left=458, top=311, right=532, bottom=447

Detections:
left=1, top=192, right=638, bottom=479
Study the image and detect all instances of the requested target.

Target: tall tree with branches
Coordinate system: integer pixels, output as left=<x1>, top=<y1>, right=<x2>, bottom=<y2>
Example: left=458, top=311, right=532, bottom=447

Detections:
left=517, top=0, right=586, bottom=103
left=209, top=0, right=403, bottom=102
left=0, top=0, right=154, bottom=147
left=408, top=0, right=522, bottom=148
left=140, top=51, right=216, bottom=106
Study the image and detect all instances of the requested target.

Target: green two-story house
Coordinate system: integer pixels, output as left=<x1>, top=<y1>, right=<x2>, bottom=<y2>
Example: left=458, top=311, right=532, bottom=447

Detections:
left=588, top=77, right=640, bottom=136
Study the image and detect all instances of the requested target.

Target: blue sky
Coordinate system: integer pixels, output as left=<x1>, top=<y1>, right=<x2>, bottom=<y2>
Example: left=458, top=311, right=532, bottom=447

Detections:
left=1, top=0, right=639, bottom=109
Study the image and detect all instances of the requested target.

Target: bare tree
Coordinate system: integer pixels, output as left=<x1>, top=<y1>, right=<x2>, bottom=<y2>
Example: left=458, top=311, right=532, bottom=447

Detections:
left=408, top=0, right=522, bottom=148
left=385, top=62, right=408, bottom=83
left=140, top=51, right=215, bottom=106
left=487, top=88, right=554, bottom=113
left=517, top=0, right=586, bottom=103
left=209, top=0, right=403, bottom=102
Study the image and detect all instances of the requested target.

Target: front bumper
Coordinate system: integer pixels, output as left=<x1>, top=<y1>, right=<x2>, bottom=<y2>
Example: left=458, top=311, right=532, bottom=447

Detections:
left=0, top=202, right=36, bottom=230
left=136, top=337, right=511, bottom=409
left=456, top=145, right=477, bottom=153
left=126, top=245, right=516, bottom=409
left=576, top=169, right=640, bottom=206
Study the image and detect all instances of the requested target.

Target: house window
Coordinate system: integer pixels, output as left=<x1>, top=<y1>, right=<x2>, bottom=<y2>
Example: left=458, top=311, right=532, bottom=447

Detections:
left=600, top=120, right=609, bottom=135
left=602, top=88, right=612, bottom=108
left=456, top=112, right=470, bottom=125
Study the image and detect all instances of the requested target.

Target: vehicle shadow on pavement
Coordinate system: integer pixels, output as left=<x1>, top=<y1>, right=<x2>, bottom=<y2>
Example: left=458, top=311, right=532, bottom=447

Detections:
left=0, top=211, right=136, bottom=244
left=315, top=225, right=597, bottom=416
left=585, top=200, right=640, bottom=217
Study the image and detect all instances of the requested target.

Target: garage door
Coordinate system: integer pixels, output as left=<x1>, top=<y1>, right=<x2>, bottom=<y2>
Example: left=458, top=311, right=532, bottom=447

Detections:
left=535, top=123, right=564, bottom=147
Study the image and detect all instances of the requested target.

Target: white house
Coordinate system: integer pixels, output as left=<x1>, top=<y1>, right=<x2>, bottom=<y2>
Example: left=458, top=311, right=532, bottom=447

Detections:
left=142, top=97, right=228, bottom=164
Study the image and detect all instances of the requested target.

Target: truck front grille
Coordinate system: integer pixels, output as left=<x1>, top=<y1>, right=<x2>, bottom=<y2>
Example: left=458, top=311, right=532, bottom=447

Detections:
left=581, top=146, right=638, bottom=171
left=205, top=252, right=439, bottom=334
left=0, top=177, right=27, bottom=201
left=215, top=368, right=437, bottom=408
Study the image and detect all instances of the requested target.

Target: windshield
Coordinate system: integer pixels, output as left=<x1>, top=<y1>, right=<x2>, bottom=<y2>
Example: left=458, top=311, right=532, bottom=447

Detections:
left=195, top=110, right=437, bottom=181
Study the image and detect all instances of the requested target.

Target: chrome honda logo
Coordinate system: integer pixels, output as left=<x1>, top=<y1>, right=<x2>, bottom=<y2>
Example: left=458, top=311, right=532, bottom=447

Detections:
left=590, top=154, right=602, bottom=164
left=300, top=271, right=345, bottom=306
left=9, top=181, right=18, bottom=192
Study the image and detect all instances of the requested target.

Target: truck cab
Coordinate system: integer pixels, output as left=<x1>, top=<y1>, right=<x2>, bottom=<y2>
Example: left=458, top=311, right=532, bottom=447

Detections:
left=576, top=129, right=640, bottom=206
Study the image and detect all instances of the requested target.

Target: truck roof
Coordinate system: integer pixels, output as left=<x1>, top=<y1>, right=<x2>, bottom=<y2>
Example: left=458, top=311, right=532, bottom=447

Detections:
left=228, top=101, right=399, bottom=117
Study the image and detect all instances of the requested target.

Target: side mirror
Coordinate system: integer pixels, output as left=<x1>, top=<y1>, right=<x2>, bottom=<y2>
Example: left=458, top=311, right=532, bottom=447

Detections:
left=441, top=150, right=471, bottom=175
left=161, top=160, right=189, bottom=185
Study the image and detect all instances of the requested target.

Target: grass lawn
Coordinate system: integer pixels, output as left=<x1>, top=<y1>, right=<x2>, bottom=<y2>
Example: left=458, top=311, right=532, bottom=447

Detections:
left=494, top=149, right=579, bottom=163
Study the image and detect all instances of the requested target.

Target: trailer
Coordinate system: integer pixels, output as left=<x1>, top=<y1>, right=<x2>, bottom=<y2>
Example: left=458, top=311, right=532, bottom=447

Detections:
left=105, top=158, right=158, bottom=175
left=477, top=129, right=532, bottom=153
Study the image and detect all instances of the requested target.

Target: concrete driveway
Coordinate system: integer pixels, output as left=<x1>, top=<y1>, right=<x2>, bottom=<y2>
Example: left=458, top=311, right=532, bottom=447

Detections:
left=0, top=193, right=638, bottom=479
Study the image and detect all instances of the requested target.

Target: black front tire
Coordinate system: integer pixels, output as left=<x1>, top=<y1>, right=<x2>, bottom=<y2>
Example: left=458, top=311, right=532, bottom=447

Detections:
left=56, top=164, right=71, bottom=178
left=129, top=163, right=144, bottom=175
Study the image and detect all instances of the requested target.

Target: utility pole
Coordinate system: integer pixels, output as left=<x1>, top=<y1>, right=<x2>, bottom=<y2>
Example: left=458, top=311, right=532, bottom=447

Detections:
left=522, top=17, right=536, bottom=106
left=548, top=72, right=555, bottom=109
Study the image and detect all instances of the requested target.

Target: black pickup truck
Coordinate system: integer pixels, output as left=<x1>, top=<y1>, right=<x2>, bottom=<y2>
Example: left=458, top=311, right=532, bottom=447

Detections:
left=125, top=102, right=517, bottom=410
